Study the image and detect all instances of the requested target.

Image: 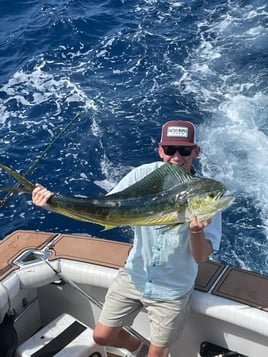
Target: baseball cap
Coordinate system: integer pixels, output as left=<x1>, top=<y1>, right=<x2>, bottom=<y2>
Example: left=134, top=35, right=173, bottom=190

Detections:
left=159, top=120, right=197, bottom=146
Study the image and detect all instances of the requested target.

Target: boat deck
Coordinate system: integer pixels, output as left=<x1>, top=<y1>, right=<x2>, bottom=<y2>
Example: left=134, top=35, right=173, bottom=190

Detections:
left=0, top=230, right=268, bottom=312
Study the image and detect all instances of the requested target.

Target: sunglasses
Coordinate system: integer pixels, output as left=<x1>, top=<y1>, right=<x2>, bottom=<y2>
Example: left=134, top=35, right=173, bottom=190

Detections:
left=162, top=145, right=196, bottom=156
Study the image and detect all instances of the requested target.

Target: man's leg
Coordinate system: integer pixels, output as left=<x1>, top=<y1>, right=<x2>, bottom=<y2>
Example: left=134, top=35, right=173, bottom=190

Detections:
left=94, top=322, right=170, bottom=356
left=93, top=269, right=145, bottom=352
left=147, top=344, right=169, bottom=357
left=93, top=322, right=142, bottom=351
left=144, top=289, right=193, bottom=357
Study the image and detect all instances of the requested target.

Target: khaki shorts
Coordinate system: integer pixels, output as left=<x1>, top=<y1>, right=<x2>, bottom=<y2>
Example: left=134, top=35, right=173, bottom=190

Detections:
left=98, top=269, right=192, bottom=347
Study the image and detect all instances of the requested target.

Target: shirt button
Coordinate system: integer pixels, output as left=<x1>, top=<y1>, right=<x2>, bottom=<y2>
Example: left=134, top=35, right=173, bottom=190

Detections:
left=149, top=280, right=152, bottom=283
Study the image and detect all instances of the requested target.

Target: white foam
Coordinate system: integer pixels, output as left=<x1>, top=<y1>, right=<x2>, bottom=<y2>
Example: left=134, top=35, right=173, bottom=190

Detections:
left=172, top=2, right=268, bottom=273
left=94, top=152, right=133, bottom=193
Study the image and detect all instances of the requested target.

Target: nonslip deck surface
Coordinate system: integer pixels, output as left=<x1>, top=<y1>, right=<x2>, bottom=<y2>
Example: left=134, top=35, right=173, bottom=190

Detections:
left=0, top=230, right=57, bottom=279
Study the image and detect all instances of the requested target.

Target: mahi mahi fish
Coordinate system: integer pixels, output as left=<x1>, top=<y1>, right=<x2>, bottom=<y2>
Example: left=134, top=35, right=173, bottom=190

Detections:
left=0, top=162, right=233, bottom=230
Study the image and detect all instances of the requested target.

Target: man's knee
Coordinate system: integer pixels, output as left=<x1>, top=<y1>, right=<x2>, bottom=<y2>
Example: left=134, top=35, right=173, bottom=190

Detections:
left=93, top=322, right=121, bottom=346
left=148, top=343, right=169, bottom=357
left=93, top=333, right=105, bottom=345
left=93, top=323, right=106, bottom=345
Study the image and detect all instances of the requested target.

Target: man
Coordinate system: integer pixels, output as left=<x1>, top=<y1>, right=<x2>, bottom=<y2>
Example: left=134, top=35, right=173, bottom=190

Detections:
left=32, top=120, right=222, bottom=357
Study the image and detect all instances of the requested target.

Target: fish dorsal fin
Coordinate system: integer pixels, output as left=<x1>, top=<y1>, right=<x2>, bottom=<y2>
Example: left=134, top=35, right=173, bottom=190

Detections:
left=109, top=164, right=196, bottom=199
left=162, top=164, right=196, bottom=187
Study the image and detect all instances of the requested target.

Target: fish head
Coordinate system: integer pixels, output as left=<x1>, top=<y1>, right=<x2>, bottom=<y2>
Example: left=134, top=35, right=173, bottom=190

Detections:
left=185, top=178, right=234, bottom=222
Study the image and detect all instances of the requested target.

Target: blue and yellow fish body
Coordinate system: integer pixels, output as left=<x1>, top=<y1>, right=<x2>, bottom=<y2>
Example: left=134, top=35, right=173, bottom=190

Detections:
left=0, top=163, right=233, bottom=230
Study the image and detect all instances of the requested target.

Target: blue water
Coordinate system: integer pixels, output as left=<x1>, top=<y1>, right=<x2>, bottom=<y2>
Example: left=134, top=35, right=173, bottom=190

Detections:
left=0, top=0, right=267, bottom=276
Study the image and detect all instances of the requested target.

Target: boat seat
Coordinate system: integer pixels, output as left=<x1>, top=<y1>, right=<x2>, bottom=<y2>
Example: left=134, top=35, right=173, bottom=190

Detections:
left=16, top=313, right=107, bottom=356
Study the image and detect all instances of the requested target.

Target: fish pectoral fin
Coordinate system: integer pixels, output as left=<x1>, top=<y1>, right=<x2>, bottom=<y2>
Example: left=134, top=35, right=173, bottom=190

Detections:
left=185, top=207, right=193, bottom=222
left=101, top=224, right=118, bottom=231
left=158, top=223, right=184, bottom=232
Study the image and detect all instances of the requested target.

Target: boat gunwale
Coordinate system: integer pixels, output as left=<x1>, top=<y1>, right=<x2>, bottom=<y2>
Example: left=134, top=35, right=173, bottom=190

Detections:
left=0, top=230, right=267, bottom=313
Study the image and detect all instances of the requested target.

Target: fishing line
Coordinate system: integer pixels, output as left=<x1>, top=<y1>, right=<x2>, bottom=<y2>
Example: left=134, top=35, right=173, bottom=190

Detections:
left=0, top=111, right=82, bottom=209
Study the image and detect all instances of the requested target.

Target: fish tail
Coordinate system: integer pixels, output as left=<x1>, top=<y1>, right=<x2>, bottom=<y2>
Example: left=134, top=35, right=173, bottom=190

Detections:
left=0, top=163, right=35, bottom=194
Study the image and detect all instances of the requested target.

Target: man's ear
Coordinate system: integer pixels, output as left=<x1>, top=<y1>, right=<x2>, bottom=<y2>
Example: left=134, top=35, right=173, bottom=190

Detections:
left=158, top=145, right=164, bottom=159
left=193, top=145, right=201, bottom=158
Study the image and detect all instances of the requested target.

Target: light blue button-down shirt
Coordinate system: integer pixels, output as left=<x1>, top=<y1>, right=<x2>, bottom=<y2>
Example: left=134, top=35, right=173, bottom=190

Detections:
left=109, top=162, right=222, bottom=301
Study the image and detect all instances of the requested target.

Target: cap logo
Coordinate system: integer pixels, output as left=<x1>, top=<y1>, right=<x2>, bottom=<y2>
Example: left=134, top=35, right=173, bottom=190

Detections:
left=167, top=126, right=189, bottom=138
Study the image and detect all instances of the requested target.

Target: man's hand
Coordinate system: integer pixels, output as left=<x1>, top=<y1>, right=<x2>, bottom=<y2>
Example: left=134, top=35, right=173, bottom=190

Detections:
left=189, top=215, right=211, bottom=234
left=32, top=184, right=53, bottom=207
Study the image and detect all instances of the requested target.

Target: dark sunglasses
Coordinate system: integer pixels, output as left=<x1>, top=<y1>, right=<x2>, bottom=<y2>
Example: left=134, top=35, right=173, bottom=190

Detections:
left=162, top=145, right=196, bottom=156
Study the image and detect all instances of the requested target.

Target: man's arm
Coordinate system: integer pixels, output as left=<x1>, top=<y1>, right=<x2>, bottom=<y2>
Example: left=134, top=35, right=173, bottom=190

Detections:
left=189, top=216, right=213, bottom=264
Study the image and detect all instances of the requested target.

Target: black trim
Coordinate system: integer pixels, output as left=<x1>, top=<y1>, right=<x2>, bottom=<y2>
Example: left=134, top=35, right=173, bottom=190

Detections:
left=31, top=321, right=86, bottom=356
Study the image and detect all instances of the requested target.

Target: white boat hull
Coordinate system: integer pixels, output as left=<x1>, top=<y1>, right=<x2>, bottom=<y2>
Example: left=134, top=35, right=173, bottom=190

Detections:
left=0, top=230, right=267, bottom=357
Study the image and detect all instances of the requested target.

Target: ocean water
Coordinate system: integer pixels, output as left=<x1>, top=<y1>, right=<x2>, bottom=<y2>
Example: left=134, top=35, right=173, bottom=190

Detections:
left=0, top=0, right=267, bottom=276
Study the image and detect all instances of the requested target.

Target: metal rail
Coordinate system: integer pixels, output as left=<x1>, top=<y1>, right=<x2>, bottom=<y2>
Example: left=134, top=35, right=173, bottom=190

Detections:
left=32, top=250, right=150, bottom=346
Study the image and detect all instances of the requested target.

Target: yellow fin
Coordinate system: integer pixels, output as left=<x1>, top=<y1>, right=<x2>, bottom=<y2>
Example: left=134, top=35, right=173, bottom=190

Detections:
left=102, top=224, right=117, bottom=231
